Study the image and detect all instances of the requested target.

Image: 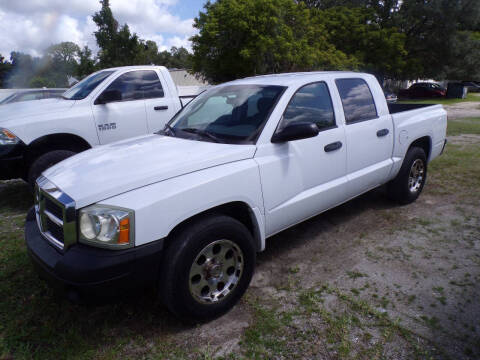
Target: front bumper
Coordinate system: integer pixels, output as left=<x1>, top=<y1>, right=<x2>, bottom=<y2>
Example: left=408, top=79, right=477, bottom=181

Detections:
left=0, top=143, right=26, bottom=180
left=25, top=207, right=164, bottom=301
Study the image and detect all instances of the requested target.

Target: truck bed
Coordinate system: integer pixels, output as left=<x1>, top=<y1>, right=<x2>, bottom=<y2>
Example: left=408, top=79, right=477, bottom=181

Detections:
left=388, top=103, right=438, bottom=114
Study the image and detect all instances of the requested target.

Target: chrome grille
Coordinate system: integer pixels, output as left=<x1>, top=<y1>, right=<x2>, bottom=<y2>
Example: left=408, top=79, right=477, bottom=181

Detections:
left=35, top=176, right=77, bottom=251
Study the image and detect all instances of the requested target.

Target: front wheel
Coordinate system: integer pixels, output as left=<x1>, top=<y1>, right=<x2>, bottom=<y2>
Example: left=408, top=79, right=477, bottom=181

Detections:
left=387, top=146, right=427, bottom=205
left=159, top=214, right=256, bottom=321
left=27, top=150, right=76, bottom=189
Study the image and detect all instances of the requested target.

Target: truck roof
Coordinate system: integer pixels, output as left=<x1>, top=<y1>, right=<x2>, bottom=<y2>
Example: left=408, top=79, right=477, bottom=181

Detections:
left=100, top=65, right=169, bottom=72
left=225, top=71, right=374, bottom=87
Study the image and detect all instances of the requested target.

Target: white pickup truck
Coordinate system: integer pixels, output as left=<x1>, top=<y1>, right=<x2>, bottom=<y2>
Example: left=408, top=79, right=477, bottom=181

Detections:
left=25, top=72, right=447, bottom=320
left=0, top=65, right=201, bottom=186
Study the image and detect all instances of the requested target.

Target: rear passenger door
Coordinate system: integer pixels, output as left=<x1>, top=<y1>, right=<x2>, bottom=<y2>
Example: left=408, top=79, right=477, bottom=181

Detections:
left=335, top=78, right=394, bottom=198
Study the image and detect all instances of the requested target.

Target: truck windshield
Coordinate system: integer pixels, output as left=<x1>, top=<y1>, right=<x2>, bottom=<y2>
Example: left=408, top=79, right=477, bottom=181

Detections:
left=62, top=71, right=114, bottom=100
left=166, top=85, right=285, bottom=144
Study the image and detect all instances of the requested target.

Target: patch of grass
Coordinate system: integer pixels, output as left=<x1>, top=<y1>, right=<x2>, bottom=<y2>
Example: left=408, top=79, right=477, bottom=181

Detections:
left=242, top=301, right=292, bottom=358
left=447, top=117, right=480, bottom=136
left=346, top=270, right=368, bottom=280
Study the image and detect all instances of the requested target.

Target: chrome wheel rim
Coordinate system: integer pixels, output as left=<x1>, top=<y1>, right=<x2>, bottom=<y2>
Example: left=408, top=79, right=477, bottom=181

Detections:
left=408, top=159, right=425, bottom=193
left=189, top=239, right=243, bottom=304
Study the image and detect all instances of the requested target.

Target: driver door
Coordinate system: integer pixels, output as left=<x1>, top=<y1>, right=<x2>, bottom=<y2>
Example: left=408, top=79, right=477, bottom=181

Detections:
left=92, top=70, right=149, bottom=144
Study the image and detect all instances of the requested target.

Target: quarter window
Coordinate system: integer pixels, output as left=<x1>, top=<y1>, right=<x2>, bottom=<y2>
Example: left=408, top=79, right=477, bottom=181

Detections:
left=336, top=78, right=378, bottom=124
left=142, top=71, right=165, bottom=99
left=280, top=82, right=335, bottom=131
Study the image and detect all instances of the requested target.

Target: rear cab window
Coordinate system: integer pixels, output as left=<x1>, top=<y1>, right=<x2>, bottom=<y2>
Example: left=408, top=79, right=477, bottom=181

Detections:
left=335, top=78, right=378, bottom=124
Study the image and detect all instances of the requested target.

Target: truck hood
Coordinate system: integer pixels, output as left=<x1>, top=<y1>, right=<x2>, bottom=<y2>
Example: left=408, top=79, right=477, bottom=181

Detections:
left=0, top=98, right=75, bottom=125
left=43, top=135, right=257, bottom=208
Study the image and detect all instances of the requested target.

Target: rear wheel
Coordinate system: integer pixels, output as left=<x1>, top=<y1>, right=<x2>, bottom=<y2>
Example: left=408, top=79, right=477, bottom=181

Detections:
left=27, top=150, right=76, bottom=188
left=387, top=147, right=427, bottom=205
left=159, top=214, right=256, bottom=321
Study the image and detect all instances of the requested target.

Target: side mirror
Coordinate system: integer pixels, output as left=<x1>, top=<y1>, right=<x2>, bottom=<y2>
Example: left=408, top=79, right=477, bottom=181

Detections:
left=271, top=122, right=319, bottom=143
left=95, top=90, right=122, bottom=105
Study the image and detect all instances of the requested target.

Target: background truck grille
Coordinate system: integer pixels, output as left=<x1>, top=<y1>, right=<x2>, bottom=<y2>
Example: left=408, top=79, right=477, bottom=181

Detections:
left=35, top=176, right=76, bottom=251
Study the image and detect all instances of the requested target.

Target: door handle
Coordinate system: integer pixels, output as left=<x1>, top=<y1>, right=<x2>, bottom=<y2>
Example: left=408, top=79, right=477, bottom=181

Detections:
left=377, top=129, right=389, bottom=137
left=324, top=141, right=343, bottom=153
left=154, top=106, right=169, bottom=111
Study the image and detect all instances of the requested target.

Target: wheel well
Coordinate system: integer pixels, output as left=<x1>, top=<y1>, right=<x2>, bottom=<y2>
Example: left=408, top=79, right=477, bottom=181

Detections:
left=25, top=134, right=91, bottom=166
left=409, top=136, right=431, bottom=160
left=164, top=202, right=262, bottom=252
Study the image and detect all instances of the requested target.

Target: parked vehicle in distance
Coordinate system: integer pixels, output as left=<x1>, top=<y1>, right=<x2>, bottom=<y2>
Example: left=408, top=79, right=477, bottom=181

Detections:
left=0, top=66, right=203, bottom=186
left=462, top=81, right=480, bottom=93
left=383, top=89, right=398, bottom=103
left=399, top=82, right=446, bottom=99
left=25, top=72, right=447, bottom=320
left=0, top=89, right=66, bottom=105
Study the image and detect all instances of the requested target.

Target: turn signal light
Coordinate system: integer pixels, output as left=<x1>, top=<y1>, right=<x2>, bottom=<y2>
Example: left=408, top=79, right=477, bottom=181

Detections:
left=118, top=218, right=130, bottom=244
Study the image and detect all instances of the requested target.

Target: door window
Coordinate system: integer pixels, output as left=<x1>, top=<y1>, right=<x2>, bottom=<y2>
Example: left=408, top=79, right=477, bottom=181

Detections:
left=280, top=82, right=335, bottom=131
left=336, top=78, right=378, bottom=124
left=101, top=70, right=165, bottom=102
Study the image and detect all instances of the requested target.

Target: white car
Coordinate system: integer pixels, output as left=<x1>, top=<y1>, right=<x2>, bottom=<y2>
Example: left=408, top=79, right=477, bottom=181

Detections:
left=25, top=72, right=447, bottom=320
left=0, top=66, right=202, bottom=186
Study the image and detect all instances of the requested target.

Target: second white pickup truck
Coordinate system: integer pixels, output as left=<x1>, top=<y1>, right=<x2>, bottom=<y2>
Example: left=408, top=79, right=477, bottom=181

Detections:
left=0, top=65, right=202, bottom=186
left=25, top=72, right=447, bottom=320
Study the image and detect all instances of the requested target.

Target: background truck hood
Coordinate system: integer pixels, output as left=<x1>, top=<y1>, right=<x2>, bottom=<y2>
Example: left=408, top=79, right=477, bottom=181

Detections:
left=43, top=135, right=257, bottom=208
left=0, top=98, right=75, bottom=125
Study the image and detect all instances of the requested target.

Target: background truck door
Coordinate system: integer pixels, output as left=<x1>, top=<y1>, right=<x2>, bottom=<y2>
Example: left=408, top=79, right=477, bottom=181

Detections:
left=335, top=78, right=394, bottom=198
left=256, top=81, right=349, bottom=236
left=143, top=70, right=178, bottom=133
left=92, top=70, right=149, bottom=144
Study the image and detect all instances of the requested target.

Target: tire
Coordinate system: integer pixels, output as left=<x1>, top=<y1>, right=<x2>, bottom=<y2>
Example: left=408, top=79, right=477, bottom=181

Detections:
left=387, top=146, right=427, bottom=205
left=159, top=214, right=256, bottom=321
left=27, top=150, right=76, bottom=188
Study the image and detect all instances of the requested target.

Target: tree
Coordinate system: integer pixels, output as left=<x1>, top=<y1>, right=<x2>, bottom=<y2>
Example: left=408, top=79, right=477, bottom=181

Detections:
left=397, top=0, right=480, bottom=79
left=76, top=46, right=96, bottom=78
left=29, top=77, right=56, bottom=88
left=0, top=54, right=12, bottom=88
left=93, top=0, right=144, bottom=67
left=191, top=0, right=358, bottom=83
left=318, top=6, right=407, bottom=81
left=46, top=42, right=80, bottom=64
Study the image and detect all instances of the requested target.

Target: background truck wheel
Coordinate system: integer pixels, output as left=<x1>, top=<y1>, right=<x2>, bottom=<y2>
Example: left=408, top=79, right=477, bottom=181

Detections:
left=387, top=146, right=427, bottom=205
left=27, top=150, right=76, bottom=188
left=159, top=214, right=256, bottom=321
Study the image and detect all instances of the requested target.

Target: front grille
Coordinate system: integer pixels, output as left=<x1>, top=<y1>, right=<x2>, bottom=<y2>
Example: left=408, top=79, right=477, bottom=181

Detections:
left=45, top=217, right=65, bottom=243
left=35, top=176, right=77, bottom=251
left=45, top=197, right=63, bottom=220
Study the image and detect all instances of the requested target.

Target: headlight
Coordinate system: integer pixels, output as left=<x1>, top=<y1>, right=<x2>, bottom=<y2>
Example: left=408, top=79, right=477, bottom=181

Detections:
left=0, top=128, right=20, bottom=145
left=79, top=205, right=134, bottom=249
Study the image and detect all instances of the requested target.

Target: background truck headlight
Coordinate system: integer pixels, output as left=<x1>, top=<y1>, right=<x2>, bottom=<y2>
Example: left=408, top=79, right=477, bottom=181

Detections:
left=79, top=205, right=134, bottom=249
left=0, top=128, right=20, bottom=145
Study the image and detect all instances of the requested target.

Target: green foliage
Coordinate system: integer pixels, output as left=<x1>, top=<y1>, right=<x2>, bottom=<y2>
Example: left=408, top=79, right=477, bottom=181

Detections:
left=191, top=0, right=358, bottom=83
left=319, top=6, right=407, bottom=80
left=93, top=0, right=144, bottom=68
left=29, top=77, right=56, bottom=88
left=0, top=54, right=12, bottom=88
left=76, top=46, right=96, bottom=78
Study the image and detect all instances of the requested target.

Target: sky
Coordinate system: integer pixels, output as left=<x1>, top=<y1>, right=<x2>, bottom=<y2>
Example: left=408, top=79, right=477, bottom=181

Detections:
left=0, top=0, right=206, bottom=59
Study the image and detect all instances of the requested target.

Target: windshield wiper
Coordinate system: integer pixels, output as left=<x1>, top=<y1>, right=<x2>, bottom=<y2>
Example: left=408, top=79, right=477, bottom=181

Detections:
left=181, top=128, right=222, bottom=143
left=158, top=124, right=176, bottom=137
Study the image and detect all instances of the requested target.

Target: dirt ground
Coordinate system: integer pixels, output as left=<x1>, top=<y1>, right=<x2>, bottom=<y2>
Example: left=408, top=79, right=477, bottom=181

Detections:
left=0, top=102, right=479, bottom=359
left=444, top=94, right=480, bottom=119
